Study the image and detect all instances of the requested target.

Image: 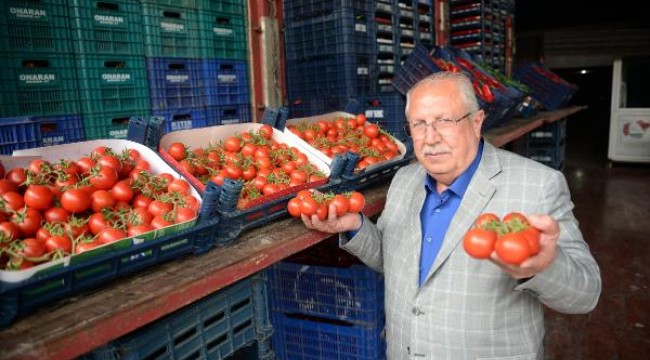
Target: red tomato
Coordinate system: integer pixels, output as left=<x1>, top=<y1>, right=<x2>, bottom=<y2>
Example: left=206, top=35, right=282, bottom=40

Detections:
left=75, top=239, right=102, bottom=254
left=463, top=228, right=497, bottom=259
left=148, top=200, right=173, bottom=217
left=495, top=232, right=532, bottom=265
left=363, top=124, right=379, bottom=139
left=168, top=142, right=187, bottom=161
left=127, top=224, right=155, bottom=237
left=0, top=179, right=17, bottom=195
left=175, top=207, right=197, bottom=223
left=60, top=188, right=92, bottom=213
left=5, top=167, right=27, bottom=187
left=299, top=197, right=318, bottom=217
left=88, top=212, right=110, bottom=235
left=11, top=208, right=42, bottom=237
left=28, top=159, right=51, bottom=174
left=0, top=221, right=20, bottom=240
left=132, top=194, right=154, bottom=209
left=98, top=155, right=122, bottom=172
left=23, top=184, right=54, bottom=211
left=45, top=235, right=72, bottom=253
left=76, top=157, right=96, bottom=175
left=287, top=197, right=302, bottom=217
left=44, top=207, right=70, bottom=223
left=315, top=203, right=328, bottom=221
left=502, top=212, right=529, bottom=231
left=520, top=227, right=541, bottom=255
left=151, top=214, right=174, bottom=229
left=347, top=191, right=365, bottom=213
left=474, top=213, right=501, bottom=230
left=111, top=180, right=134, bottom=203
left=90, top=167, right=118, bottom=190
left=1, top=191, right=25, bottom=212
left=97, top=227, right=127, bottom=244
left=262, top=183, right=280, bottom=196
left=91, top=190, right=115, bottom=213
left=17, top=238, right=46, bottom=258
left=167, top=178, right=191, bottom=195
left=258, top=124, right=274, bottom=140
left=355, top=114, right=367, bottom=126
left=64, top=218, right=90, bottom=239
left=0, top=161, right=4, bottom=179
left=224, top=136, right=242, bottom=153
left=330, top=194, right=350, bottom=216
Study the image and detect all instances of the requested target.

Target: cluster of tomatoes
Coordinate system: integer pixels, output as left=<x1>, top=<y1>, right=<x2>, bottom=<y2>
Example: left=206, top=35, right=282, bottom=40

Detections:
left=287, top=190, right=365, bottom=220
left=285, top=114, right=401, bottom=170
left=165, top=124, right=327, bottom=210
left=463, top=212, right=541, bottom=265
left=0, top=146, right=201, bottom=271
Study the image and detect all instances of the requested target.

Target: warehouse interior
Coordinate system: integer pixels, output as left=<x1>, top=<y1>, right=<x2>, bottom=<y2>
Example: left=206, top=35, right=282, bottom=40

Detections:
left=0, top=1, right=649, bottom=359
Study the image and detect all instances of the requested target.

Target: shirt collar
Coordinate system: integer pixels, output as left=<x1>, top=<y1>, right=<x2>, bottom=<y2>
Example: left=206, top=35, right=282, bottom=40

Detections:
left=424, top=139, right=484, bottom=197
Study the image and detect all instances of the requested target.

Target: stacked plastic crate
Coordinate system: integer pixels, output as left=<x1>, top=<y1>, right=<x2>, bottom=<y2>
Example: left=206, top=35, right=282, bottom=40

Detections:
left=81, top=273, right=275, bottom=360
left=284, top=0, right=377, bottom=118
left=142, top=0, right=251, bottom=134
left=266, top=238, right=387, bottom=360
left=0, top=0, right=84, bottom=154
left=523, top=119, right=567, bottom=170
left=70, top=0, right=150, bottom=140
left=448, top=0, right=514, bottom=74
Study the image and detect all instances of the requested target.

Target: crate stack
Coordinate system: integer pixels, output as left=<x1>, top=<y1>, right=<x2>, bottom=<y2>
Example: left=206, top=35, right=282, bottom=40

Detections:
left=266, top=239, right=387, bottom=360
left=0, top=0, right=84, bottom=154
left=142, top=0, right=251, bottom=134
left=71, top=0, right=151, bottom=140
left=284, top=0, right=378, bottom=118
left=284, top=0, right=435, bottom=142
left=448, top=0, right=514, bottom=74
left=524, top=119, right=567, bottom=171
left=81, top=273, right=275, bottom=360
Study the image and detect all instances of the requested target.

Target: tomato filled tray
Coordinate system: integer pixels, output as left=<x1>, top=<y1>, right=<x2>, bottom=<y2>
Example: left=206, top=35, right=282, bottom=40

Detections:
left=0, top=139, right=220, bottom=328
left=283, top=111, right=413, bottom=191
left=158, top=123, right=344, bottom=246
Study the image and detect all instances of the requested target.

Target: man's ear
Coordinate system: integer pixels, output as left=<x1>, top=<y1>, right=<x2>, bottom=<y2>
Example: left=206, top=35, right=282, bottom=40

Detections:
left=473, top=110, right=485, bottom=136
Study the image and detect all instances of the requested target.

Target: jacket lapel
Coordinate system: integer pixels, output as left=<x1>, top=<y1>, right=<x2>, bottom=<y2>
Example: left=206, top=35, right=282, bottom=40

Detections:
left=419, top=141, right=502, bottom=287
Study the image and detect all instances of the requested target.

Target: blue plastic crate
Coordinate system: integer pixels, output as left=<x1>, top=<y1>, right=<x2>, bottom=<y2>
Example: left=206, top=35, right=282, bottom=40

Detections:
left=152, top=107, right=208, bottom=133
left=288, top=96, right=347, bottom=118
left=286, top=55, right=376, bottom=99
left=391, top=43, right=441, bottom=95
left=526, top=120, right=567, bottom=144
left=0, top=114, right=85, bottom=155
left=284, top=8, right=377, bottom=61
left=146, top=57, right=203, bottom=110
left=201, top=59, right=250, bottom=107
left=205, top=103, right=251, bottom=126
left=0, top=0, right=73, bottom=54
left=266, top=261, right=384, bottom=325
left=353, top=93, right=408, bottom=142
left=513, top=62, right=578, bottom=110
left=84, top=273, right=271, bottom=360
left=337, top=149, right=414, bottom=192
left=524, top=139, right=566, bottom=170
left=271, top=314, right=386, bottom=360
left=283, top=0, right=374, bottom=21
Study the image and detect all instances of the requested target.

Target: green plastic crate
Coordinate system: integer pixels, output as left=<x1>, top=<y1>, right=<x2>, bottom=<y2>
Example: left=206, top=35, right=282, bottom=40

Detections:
left=0, top=0, right=72, bottom=54
left=83, top=109, right=151, bottom=140
left=140, top=0, right=200, bottom=9
left=76, top=55, right=150, bottom=114
left=198, top=11, right=248, bottom=60
left=141, top=3, right=202, bottom=58
left=0, top=53, right=80, bottom=117
left=68, top=0, right=144, bottom=55
left=197, top=0, right=247, bottom=16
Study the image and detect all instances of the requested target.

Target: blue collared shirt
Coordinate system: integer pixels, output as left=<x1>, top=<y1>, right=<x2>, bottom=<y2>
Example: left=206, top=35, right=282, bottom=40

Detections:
left=419, top=140, right=484, bottom=286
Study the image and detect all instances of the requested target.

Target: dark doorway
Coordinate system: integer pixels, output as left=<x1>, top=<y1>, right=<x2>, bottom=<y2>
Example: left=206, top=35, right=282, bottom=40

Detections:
left=553, top=66, right=613, bottom=169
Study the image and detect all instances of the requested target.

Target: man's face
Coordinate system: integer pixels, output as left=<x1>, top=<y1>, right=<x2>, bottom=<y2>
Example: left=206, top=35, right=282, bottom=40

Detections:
left=406, top=80, right=484, bottom=187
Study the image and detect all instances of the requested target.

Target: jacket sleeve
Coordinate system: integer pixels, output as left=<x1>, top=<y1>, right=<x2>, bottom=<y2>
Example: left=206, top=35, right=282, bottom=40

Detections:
left=516, top=169, right=602, bottom=314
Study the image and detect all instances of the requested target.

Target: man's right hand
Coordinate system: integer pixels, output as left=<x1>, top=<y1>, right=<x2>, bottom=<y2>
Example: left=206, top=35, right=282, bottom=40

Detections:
left=301, top=203, right=363, bottom=234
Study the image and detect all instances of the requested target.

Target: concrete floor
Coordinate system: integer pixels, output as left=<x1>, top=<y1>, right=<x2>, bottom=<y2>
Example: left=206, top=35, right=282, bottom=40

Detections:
left=542, top=116, right=650, bottom=359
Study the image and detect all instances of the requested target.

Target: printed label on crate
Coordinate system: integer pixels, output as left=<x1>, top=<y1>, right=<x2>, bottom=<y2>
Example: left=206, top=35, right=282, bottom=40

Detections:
left=161, top=22, right=185, bottom=32
left=166, top=74, right=190, bottom=83
left=213, top=27, right=233, bottom=36
left=357, top=67, right=369, bottom=75
left=217, top=74, right=237, bottom=83
left=19, top=73, right=55, bottom=84
left=354, top=24, right=367, bottom=33
left=171, top=120, right=192, bottom=131
left=41, top=136, right=65, bottom=147
left=102, top=73, right=131, bottom=83
left=109, top=128, right=128, bottom=138
left=10, top=6, right=47, bottom=19
left=94, top=14, right=125, bottom=26
left=366, top=109, right=385, bottom=119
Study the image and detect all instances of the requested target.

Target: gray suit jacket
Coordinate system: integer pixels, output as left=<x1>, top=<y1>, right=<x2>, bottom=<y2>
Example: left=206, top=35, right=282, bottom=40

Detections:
left=342, top=141, right=601, bottom=360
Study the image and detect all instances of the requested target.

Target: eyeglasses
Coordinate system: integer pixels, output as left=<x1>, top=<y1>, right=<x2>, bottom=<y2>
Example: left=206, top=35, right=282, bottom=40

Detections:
left=406, top=112, right=473, bottom=138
